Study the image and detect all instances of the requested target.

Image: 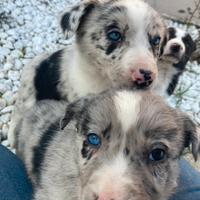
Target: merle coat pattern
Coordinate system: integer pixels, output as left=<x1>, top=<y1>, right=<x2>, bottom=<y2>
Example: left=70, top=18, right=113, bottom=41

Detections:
left=8, top=0, right=166, bottom=147
left=16, top=89, right=200, bottom=200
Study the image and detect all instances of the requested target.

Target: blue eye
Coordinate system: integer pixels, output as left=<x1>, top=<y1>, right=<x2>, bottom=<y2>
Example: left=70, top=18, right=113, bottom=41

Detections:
left=149, top=148, right=165, bottom=161
left=87, top=133, right=101, bottom=147
left=151, top=36, right=161, bottom=46
left=107, top=30, right=122, bottom=42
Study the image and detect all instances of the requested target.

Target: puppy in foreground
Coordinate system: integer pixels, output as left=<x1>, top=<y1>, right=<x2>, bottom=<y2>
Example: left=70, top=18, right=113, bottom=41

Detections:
left=16, top=89, right=200, bottom=200
left=8, top=0, right=166, bottom=147
left=154, top=27, right=196, bottom=96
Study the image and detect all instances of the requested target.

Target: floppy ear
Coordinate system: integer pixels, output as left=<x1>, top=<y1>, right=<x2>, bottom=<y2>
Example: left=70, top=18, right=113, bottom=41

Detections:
left=182, top=114, right=200, bottom=161
left=60, top=95, right=94, bottom=130
left=60, top=99, right=85, bottom=130
left=60, top=0, right=97, bottom=39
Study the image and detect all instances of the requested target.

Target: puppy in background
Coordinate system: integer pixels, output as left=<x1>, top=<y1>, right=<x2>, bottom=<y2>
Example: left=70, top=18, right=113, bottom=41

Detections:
left=153, top=27, right=196, bottom=96
left=16, top=89, right=200, bottom=200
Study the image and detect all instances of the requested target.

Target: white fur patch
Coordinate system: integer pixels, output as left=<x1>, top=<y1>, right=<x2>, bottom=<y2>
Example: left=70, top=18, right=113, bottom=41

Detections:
left=89, top=153, right=131, bottom=195
left=114, top=91, right=141, bottom=132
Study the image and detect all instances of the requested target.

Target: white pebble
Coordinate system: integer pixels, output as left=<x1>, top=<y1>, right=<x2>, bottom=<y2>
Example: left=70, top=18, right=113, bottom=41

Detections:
left=0, top=47, right=10, bottom=57
left=0, top=72, right=5, bottom=79
left=3, top=79, right=13, bottom=89
left=3, top=41, right=14, bottom=50
left=2, top=91, right=15, bottom=105
left=12, top=86, right=19, bottom=93
left=0, top=113, right=10, bottom=124
left=15, top=59, right=22, bottom=70
left=0, top=32, right=8, bottom=39
left=0, top=99, right=7, bottom=111
left=8, top=70, right=20, bottom=81
left=14, top=41, right=24, bottom=49
left=2, top=24, right=10, bottom=31
left=1, top=140, right=9, bottom=147
left=0, top=83, right=8, bottom=94
left=3, top=63, right=13, bottom=71
left=1, top=105, right=14, bottom=114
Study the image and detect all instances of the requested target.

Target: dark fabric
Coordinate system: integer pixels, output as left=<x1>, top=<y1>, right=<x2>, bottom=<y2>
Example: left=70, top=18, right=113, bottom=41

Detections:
left=0, top=144, right=200, bottom=200
left=0, top=145, right=32, bottom=200
left=170, top=159, right=200, bottom=200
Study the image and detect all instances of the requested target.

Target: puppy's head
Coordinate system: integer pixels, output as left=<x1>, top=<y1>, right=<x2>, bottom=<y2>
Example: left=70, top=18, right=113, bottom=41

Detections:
left=160, top=27, right=196, bottom=68
left=61, top=89, right=200, bottom=200
left=60, top=0, right=166, bottom=89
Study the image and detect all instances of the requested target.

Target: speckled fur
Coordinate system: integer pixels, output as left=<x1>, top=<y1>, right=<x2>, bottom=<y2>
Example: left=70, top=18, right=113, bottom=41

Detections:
left=16, top=89, right=200, bottom=200
left=8, top=0, right=166, bottom=147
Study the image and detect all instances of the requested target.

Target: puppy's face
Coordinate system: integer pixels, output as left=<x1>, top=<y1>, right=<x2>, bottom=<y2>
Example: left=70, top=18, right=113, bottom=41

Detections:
left=61, top=0, right=166, bottom=89
left=61, top=90, right=200, bottom=200
left=160, top=27, right=196, bottom=66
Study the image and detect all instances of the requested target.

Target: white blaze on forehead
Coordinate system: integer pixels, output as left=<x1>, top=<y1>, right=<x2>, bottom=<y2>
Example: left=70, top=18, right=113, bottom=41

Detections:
left=115, top=0, right=149, bottom=32
left=114, top=91, right=141, bottom=132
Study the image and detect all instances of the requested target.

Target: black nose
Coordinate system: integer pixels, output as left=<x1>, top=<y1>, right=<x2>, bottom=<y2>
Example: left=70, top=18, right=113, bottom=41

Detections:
left=139, top=69, right=152, bottom=81
left=171, top=44, right=181, bottom=54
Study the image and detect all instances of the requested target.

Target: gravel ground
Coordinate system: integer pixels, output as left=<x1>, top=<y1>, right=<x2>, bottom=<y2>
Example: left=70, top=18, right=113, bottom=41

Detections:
left=0, top=0, right=200, bottom=167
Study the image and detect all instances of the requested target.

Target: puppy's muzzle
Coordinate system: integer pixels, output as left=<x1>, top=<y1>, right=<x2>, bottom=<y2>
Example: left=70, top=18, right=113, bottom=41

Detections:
left=131, top=67, right=156, bottom=89
left=170, top=43, right=183, bottom=54
left=163, top=39, right=185, bottom=61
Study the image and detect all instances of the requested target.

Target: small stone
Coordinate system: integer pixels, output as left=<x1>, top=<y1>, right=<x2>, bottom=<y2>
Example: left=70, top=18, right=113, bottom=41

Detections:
left=0, top=83, right=7, bottom=94
left=17, top=16, right=24, bottom=25
left=13, top=80, right=20, bottom=87
left=33, top=36, right=43, bottom=45
left=0, top=72, right=5, bottom=79
left=2, top=24, right=10, bottom=31
left=0, top=99, right=7, bottom=110
left=12, top=85, right=19, bottom=93
left=0, top=47, right=10, bottom=57
left=1, top=105, right=14, bottom=114
left=15, top=59, right=22, bottom=70
left=3, top=79, right=13, bottom=90
left=11, top=50, right=21, bottom=59
left=3, top=63, right=13, bottom=71
left=1, top=140, right=9, bottom=147
left=14, top=41, right=24, bottom=49
left=4, top=41, right=14, bottom=50
left=2, top=91, right=15, bottom=105
left=0, top=113, right=10, bottom=124
left=0, top=32, right=8, bottom=39
left=7, top=29, right=17, bottom=37
left=8, top=70, right=20, bottom=81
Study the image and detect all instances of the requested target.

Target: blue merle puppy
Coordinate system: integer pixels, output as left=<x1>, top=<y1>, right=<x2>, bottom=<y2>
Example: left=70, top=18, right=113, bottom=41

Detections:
left=8, top=0, right=166, bottom=147
left=16, top=89, right=200, bottom=200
